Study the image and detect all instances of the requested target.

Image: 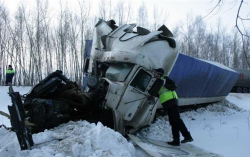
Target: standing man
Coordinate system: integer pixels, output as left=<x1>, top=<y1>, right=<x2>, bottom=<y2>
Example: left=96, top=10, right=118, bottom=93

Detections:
left=154, top=68, right=193, bottom=146
left=5, top=65, right=15, bottom=86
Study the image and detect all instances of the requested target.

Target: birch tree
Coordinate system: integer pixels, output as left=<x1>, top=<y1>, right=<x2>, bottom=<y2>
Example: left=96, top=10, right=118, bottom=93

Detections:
left=151, top=5, right=169, bottom=30
left=98, top=0, right=113, bottom=21
left=137, top=2, right=148, bottom=28
left=0, top=4, right=10, bottom=85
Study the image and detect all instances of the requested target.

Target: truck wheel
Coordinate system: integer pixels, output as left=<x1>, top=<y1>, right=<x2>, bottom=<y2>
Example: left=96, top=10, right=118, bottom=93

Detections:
left=237, top=87, right=242, bottom=93
left=243, top=88, right=248, bottom=93
left=87, top=75, right=99, bottom=89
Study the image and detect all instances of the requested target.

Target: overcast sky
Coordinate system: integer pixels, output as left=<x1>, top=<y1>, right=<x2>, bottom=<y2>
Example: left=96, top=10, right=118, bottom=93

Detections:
left=2, top=0, right=250, bottom=31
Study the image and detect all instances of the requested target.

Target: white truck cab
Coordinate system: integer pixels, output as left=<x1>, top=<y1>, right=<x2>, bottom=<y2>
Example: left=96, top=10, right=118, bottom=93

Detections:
left=85, top=19, right=178, bottom=135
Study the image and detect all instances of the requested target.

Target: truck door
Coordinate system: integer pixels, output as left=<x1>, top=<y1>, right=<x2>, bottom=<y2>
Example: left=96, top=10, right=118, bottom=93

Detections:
left=116, top=68, right=153, bottom=122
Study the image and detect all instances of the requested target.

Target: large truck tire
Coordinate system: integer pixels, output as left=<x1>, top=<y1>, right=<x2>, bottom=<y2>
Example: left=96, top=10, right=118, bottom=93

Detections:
left=243, top=87, right=248, bottom=93
left=237, top=87, right=242, bottom=93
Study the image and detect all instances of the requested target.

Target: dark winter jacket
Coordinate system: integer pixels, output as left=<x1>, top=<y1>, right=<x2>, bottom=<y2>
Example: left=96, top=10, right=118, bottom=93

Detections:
left=158, top=76, right=178, bottom=111
left=6, top=68, right=15, bottom=83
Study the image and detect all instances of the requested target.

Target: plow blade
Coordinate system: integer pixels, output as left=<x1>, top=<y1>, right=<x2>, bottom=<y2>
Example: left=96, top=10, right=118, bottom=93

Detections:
left=8, top=86, right=34, bottom=150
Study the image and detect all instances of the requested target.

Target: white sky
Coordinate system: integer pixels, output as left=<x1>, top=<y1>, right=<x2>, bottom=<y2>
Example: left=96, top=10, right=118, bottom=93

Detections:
left=2, top=0, right=250, bottom=31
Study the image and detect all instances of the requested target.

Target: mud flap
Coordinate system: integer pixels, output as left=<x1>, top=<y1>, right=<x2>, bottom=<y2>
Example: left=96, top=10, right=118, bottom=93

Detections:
left=8, top=86, right=34, bottom=150
left=128, top=134, right=222, bottom=157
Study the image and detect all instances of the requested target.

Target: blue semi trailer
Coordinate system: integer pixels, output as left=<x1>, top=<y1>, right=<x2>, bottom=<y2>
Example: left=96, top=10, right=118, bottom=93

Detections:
left=169, top=54, right=239, bottom=106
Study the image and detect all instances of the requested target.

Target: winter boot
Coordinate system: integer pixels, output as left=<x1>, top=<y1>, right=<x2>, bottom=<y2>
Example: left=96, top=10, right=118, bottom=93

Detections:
left=167, top=140, right=180, bottom=146
left=181, top=136, right=193, bottom=143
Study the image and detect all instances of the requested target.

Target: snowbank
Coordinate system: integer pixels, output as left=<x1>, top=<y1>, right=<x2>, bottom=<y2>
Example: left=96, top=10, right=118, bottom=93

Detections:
left=0, top=86, right=250, bottom=157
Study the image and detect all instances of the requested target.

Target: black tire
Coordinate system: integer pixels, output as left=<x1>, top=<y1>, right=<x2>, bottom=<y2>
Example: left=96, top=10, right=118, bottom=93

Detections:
left=237, top=87, right=242, bottom=93
left=87, top=75, right=99, bottom=89
left=243, top=88, right=248, bottom=93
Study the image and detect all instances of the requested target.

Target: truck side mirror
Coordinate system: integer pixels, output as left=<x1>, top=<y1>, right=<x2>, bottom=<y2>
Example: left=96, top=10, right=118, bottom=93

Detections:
left=148, top=78, right=164, bottom=97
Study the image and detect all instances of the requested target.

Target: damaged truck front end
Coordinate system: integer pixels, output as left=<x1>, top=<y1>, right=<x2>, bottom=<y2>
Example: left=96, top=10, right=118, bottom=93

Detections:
left=8, top=70, right=115, bottom=150
left=102, top=63, right=163, bottom=135
left=84, top=19, right=178, bottom=135
left=7, top=19, right=178, bottom=150
left=8, top=65, right=163, bottom=150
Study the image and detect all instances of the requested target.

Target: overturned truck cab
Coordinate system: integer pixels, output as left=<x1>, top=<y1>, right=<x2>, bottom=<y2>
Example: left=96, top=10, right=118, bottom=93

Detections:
left=85, top=19, right=178, bottom=134
left=8, top=19, right=178, bottom=150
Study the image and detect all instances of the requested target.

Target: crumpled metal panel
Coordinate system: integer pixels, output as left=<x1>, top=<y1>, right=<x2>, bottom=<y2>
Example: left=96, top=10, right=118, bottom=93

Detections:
left=91, top=19, right=178, bottom=76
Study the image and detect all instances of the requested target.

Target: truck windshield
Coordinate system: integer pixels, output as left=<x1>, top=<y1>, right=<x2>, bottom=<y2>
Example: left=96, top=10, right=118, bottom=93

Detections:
left=105, top=63, right=134, bottom=81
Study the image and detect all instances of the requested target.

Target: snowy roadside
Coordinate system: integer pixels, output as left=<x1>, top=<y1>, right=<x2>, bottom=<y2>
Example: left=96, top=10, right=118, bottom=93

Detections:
left=0, top=86, right=250, bottom=157
left=138, top=96, right=250, bottom=157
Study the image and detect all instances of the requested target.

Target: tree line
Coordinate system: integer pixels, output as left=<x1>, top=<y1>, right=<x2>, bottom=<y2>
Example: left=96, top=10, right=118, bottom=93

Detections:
left=0, top=0, right=249, bottom=86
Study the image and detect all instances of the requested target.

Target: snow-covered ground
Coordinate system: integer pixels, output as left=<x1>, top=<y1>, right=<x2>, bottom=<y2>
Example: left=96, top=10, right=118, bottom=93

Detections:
left=0, top=86, right=249, bottom=157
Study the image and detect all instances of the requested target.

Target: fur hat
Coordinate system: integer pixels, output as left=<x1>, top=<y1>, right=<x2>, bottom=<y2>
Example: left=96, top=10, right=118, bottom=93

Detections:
left=154, top=68, right=164, bottom=76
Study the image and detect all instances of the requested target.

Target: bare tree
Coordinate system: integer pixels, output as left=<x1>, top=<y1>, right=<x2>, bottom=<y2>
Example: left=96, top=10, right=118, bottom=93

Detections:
left=98, top=0, right=113, bottom=21
left=78, top=0, right=91, bottom=85
left=67, top=12, right=81, bottom=83
left=0, top=4, right=10, bottom=85
left=56, top=0, right=70, bottom=75
left=22, top=6, right=35, bottom=85
left=13, top=6, right=26, bottom=86
left=115, top=0, right=125, bottom=25
left=192, top=16, right=207, bottom=59
left=220, top=31, right=232, bottom=66
left=34, top=0, right=50, bottom=81
left=151, top=5, right=169, bottom=30
left=137, top=2, right=148, bottom=28
left=1, top=0, right=248, bottom=86
left=211, top=0, right=250, bottom=67
left=240, top=30, right=250, bottom=68
left=226, top=0, right=249, bottom=67
left=125, top=0, right=133, bottom=24
left=179, top=13, right=196, bottom=57
left=113, top=0, right=133, bottom=25
left=232, top=30, right=241, bottom=68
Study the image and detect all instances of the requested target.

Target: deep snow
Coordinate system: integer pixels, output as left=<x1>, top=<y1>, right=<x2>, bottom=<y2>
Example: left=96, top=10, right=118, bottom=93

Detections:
left=0, top=86, right=249, bottom=157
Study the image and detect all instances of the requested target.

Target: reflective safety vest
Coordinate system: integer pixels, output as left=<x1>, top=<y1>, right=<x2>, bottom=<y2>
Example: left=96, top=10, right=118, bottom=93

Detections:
left=158, top=85, right=178, bottom=104
left=6, top=69, right=15, bottom=74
